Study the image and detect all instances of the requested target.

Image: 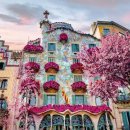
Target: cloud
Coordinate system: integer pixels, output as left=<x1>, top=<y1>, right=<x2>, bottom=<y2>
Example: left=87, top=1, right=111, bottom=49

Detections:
left=122, top=12, right=130, bottom=24
left=0, top=3, right=45, bottom=25
left=0, top=13, right=20, bottom=24
left=69, top=0, right=130, bottom=8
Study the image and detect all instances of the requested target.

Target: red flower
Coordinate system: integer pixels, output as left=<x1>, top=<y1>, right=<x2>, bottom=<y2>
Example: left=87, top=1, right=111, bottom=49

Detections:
left=43, top=81, right=60, bottom=91
left=23, top=44, right=43, bottom=53
left=29, top=104, right=111, bottom=115
left=71, top=81, right=87, bottom=92
left=25, top=62, right=40, bottom=73
left=44, top=62, right=59, bottom=72
left=70, top=63, right=83, bottom=73
left=59, top=33, right=68, bottom=42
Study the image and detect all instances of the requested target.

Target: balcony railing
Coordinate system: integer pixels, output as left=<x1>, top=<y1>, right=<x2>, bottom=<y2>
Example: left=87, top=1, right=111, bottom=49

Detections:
left=116, top=94, right=130, bottom=103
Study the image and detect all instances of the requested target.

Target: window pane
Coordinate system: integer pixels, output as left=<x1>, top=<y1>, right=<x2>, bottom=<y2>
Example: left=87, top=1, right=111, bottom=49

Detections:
left=47, top=95, right=56, bottom=104
left=103, top=29, right=110, bottom=36
left=1, top=79, right=8, bottom=89
left=29, top=57, right=37, bottom=62
left=75, top=95, right=84, bottom=105
left=74, top=75, right=82, bottom=82
left=73, top=58, right=79, bottom=63
left=48, top=57, right=55, bottom=62
left=47, top=75, right=56, bottom=81
left=89, top=44, right=96, bottom=48
left=72, top=44, right=79, bottom=52
left=48, top=43, right=56, bottom=51
left=95, top=97, right=102, bottom=106
left=0, top=62, right=5, bottom=70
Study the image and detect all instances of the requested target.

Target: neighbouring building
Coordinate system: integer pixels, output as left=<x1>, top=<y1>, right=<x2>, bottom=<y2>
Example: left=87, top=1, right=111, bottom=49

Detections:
left=90, top=20, right=130, bottom=130
left=0, top=40, right=22, bottom=130
left=90, top=21, right=130, bottom=39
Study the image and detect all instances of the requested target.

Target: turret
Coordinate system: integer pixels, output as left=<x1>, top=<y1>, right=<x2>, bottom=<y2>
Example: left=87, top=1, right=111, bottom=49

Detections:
left=40, top=10, right=51, bottom=32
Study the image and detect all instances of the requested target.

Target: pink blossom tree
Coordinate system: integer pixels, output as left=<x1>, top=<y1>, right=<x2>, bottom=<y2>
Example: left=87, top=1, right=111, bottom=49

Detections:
left=78, top=33, right=130, bottom=101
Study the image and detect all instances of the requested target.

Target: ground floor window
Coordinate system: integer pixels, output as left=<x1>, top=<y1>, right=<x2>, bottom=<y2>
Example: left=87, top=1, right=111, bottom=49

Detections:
left=122, top=111, right=130, bottom=130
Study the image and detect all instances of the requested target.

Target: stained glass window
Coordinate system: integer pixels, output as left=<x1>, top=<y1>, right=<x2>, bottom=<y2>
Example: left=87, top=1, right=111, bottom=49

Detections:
left=84, top=115, right=94, bottom=130
left=39, top=115, right=51, bottom=129
left=98, top=113, right=113, bottom=130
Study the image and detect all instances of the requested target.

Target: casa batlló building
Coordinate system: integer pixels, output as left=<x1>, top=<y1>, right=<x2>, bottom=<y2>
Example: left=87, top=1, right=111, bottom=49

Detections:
left=13, top=12, right=116, bottom=130
left=1, top=12, right=130, bottom=130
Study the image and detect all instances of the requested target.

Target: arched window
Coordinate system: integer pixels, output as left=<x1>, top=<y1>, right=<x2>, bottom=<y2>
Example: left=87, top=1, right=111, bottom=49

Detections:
left=98, top=113, right=113, bottom=130
left=84, top=115, right=94, bottom=130
left=39, top=114, right=51, bottom=130
left=72, top=115, right=83, bottom=130
left=0, top=79, right=8, bottom=89
left=0, top=99, right=7, bottom=109
left=52, top=115, right=64, bottom=130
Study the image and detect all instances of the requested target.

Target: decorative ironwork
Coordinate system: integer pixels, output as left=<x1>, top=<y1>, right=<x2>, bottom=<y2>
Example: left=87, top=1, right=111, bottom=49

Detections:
left=72, top=115, right=82, bottom=126
left=52, top=115, right=64, bottom=126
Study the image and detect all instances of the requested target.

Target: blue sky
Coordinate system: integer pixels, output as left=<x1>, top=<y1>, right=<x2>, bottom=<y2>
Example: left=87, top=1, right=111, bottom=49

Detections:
left=0, top=0, right=130, bottom=49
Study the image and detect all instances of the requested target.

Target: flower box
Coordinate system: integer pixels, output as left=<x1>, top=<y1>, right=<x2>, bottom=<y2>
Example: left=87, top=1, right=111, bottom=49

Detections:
left=25, top=62, right=40, bottom=73
left=43, top=81, right=60, bottom=93
left=59, top=33, right=68, bottom=43
left=44, top=62, right=59, bottom=73
left=23, top=44, right=43, bottom=53
left=70, top=63, right=83, bottom=74
left=71, top=81, right=87, bottom=93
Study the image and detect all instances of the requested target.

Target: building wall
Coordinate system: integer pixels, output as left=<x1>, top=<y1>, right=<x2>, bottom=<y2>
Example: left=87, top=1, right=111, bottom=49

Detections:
left=92, top=24, right=128, bottom=39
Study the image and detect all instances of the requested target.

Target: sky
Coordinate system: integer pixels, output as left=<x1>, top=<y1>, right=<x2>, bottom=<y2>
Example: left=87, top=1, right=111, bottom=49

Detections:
left=0, top=0, right=130, bottom=50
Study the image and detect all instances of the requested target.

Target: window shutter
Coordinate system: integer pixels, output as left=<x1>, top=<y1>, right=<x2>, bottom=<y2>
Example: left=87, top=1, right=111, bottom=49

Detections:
left=72, top=95, right=75, bottom=105
left=84, top=95, right=87, bottom=105
left=122, top=112, right=129, bottom=130
left=44, top=94, right=47, bottom=105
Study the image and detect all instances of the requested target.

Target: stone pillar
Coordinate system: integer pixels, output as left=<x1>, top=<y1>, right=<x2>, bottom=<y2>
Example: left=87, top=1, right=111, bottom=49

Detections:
left=105, top=112, right=110, bottom=130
